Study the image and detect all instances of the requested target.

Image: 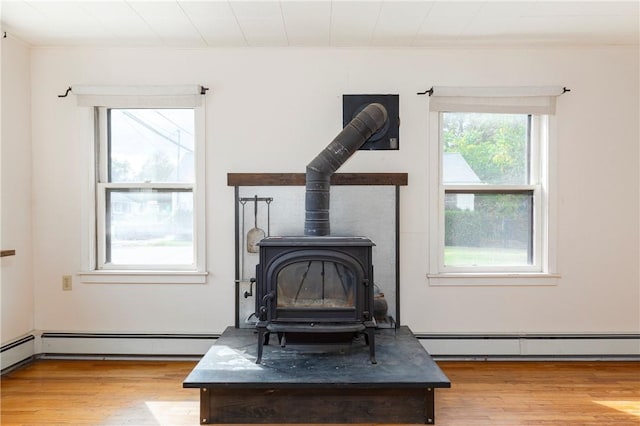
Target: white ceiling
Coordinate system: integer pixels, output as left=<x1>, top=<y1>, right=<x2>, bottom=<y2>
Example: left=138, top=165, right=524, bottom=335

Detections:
left=1, top=1, right=638, bottom=48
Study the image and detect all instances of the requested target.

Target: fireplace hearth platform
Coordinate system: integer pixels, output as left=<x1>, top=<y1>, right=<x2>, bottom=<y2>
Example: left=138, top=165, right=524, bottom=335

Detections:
left=183, top=326, right=450, bottom=424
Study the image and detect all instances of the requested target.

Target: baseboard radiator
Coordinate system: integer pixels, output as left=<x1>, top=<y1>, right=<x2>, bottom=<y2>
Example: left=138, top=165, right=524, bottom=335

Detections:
left=1, top=333, right=218, bottom=374
left=39, top=332, right=219, bottom=357
left=3, top=332, right=639, bottom=374
left=418, top=333, right=640, bottom=360
left=1, top=335, right=36, bottom=373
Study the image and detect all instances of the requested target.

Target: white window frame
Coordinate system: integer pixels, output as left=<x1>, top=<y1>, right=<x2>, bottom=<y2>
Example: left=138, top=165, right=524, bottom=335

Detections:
left=77, top=87, right=207, bottom=284
left=427, top=87, right=560, bottom=285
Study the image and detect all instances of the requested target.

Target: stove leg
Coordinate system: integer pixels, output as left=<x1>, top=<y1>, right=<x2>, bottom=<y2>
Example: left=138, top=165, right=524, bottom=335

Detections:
left=363, top=327, right=377, bottom=364
left=256, top=326, right=269, bottom=364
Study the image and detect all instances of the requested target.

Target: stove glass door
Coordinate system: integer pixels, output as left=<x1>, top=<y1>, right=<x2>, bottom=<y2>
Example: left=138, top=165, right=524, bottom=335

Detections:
left=276, top=260, right=356, bottom=309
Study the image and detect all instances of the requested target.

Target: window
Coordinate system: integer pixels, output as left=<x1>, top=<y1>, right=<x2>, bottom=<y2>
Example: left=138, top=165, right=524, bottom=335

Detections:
left=440, top=112, right=541, bottom=271
left=77, top=86, right=207, bottom=282
left=428, top=86, right=563, bottom=281
left=97, top=108, right=200, bottom=270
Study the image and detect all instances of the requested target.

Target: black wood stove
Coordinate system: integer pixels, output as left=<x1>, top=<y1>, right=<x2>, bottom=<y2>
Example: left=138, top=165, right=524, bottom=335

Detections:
left=253, top=103, right=388, bottom=364
left=254, top=236, right=376, bottom=363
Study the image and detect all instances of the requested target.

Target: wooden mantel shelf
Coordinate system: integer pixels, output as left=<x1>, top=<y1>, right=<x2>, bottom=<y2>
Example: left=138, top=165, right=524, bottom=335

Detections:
left=228, top=172, right=408, bottom=187
left=1, top=250, right=16, bottom=257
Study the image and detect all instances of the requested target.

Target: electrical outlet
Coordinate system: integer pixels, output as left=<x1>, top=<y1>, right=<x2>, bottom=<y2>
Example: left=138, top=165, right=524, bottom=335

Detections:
left=62, top=275, right=72, bottom=291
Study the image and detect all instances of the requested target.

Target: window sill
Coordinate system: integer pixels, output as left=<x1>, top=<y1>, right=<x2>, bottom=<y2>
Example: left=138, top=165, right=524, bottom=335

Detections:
left=78, top=270, right=208, bottom=284
left=427, top=272, right=560, bottom=287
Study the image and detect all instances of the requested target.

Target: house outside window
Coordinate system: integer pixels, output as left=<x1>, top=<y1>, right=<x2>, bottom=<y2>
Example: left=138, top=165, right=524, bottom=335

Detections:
left=428, top=86, right=563, bottom=283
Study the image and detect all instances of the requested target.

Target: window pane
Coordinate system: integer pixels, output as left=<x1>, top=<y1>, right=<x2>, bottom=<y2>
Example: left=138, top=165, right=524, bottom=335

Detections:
left=444, top=191, right=533, bottom=266
left=109, top=109, right=194, bottom=183
left=107, top=189, right=193, bottom=265
left=442, top=113, right=529, bottom=185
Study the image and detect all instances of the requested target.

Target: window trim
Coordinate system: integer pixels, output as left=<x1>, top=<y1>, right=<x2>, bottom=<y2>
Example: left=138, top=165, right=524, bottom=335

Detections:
left=428, top=111, right=559, bottom=285
left=79, top=102, right=207, bottom=283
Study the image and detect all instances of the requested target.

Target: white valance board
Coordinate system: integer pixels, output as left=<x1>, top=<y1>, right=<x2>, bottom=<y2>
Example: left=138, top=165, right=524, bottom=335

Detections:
left=64, top=85, right=207, bottom=108
left=428, top=86, right=567, bottom=114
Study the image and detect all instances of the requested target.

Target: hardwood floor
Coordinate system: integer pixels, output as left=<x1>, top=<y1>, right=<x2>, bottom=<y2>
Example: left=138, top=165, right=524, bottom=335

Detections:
left=436, top=361, right=640, bottom=426
left=1, top=359, right=638, bottom=425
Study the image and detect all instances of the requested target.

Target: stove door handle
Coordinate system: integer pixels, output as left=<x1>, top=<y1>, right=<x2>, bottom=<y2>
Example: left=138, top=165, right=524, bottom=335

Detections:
left=263, top=290, right=275, bottom=302
left=258, top=291, right=275, bottom=321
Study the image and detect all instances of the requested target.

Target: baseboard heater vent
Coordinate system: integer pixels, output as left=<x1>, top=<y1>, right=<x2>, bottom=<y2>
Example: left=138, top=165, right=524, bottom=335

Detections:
left=40, top=332, right=219, bottom=357
left=418, top=333, right=640, bottom=359
left=1, top=335, right=36, bottom=374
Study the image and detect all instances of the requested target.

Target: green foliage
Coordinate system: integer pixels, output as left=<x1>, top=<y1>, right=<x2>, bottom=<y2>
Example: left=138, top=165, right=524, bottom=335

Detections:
left=445, top=193, right=532, bottom=249
left=445, top=210, right=485, bottom=247
left=443, top=113, right=529, bottom=184
left=444, top=246, right=528, bottom=266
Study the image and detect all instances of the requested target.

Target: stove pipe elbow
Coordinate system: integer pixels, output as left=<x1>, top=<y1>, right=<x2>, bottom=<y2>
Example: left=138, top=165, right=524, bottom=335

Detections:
left=304, top=102, right=388, bottom=236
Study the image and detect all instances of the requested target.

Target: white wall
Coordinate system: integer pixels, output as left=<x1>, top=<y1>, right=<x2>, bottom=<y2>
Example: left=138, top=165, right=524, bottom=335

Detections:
left=1, top=35, right=34, bottom=344
left=29, top=46, right=639, bottom=336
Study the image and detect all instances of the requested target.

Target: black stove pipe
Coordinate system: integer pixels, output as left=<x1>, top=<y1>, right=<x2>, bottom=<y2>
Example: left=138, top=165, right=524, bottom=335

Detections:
left=305, top=103, right=388, bottom=236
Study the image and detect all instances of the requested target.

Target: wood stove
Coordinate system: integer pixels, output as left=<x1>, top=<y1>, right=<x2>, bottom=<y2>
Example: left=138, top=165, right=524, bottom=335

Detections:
left=254, top=236, right=376, bottom=363
left=252, top=102, right=389, bottom=364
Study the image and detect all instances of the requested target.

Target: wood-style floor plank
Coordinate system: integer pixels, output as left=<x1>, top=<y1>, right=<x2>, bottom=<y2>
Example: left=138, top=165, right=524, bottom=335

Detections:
left=1, top=360, right=638, bottom=425
left=436, top=361, right=640, bottom=426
